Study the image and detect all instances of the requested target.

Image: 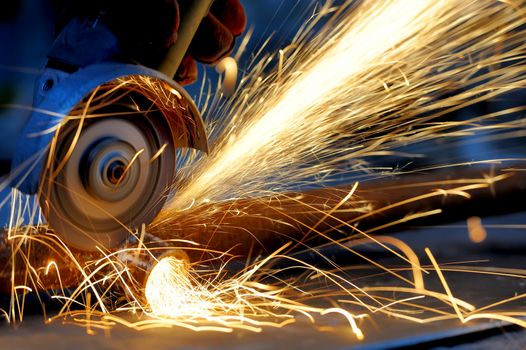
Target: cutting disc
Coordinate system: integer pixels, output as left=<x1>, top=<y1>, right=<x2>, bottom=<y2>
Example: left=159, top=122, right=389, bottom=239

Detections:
left=40, top=92, right=176, bottom=250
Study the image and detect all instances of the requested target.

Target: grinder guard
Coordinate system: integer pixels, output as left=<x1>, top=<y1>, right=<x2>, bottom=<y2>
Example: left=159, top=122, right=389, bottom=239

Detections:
left=12, top=63, right=208, bottom=194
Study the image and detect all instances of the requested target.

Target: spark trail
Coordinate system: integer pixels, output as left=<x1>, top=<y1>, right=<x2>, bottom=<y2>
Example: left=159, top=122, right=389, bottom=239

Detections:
left=165, top=0, right=526, bottom=210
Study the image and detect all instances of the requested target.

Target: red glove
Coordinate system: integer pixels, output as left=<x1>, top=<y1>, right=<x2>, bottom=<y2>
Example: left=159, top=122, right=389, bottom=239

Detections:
left=54, top=0, right=246, bottom=85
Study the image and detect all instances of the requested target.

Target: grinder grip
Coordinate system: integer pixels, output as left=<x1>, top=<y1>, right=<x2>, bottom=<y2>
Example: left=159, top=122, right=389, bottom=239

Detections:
left=158, top=0, right=215, bottom=78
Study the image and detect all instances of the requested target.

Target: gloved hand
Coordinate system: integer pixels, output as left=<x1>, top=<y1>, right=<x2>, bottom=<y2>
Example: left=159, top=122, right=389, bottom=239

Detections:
left=53, top=0, right=246, bottom=85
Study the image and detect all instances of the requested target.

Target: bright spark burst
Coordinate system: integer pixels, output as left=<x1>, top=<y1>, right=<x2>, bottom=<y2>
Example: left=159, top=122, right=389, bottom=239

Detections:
left=166, top=0, right=526, bottom=208
left=145, top=256, right=203, bottom=319
left=144, top=251, right=365, bottom=337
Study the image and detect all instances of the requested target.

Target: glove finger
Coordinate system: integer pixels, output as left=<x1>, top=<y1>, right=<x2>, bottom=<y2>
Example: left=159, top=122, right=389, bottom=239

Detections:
left=210, top=0, right=246, bottom=37
left=175, top=54, right=197, bottom=85
left=190, top=13, right=233, bottom=64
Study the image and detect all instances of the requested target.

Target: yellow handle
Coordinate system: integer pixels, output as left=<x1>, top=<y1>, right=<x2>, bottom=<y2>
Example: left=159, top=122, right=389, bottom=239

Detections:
left=158, top=0, right=215, bottom=78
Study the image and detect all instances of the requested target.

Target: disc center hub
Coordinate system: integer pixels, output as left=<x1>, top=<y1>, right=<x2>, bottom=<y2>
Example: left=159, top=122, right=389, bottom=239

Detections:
left=106, top=159, right=127, bottom=185
left=80, top=137, right=141, bottom=202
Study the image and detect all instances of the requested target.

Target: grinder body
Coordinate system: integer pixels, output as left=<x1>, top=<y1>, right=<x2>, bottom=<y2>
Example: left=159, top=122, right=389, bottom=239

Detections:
left=9, top=2, right=213, bottom=250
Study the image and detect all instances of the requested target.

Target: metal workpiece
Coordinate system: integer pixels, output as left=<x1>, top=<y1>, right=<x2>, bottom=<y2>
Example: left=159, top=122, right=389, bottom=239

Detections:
left=149, top=167, right=526, bottom=260
left=3, top=166, right=524, bottom=295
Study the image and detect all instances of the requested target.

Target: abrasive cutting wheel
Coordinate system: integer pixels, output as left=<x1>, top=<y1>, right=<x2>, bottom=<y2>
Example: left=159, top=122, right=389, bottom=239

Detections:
left=40, top=91, right=176, bottom=251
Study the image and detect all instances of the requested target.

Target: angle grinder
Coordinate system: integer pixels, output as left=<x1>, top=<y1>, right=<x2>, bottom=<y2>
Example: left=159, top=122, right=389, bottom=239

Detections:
left=9, top=1, right=214, bottom=251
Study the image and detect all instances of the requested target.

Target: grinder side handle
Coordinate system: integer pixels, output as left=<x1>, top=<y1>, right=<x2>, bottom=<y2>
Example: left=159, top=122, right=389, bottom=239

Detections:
left=158, top=0, right=215, bottom=78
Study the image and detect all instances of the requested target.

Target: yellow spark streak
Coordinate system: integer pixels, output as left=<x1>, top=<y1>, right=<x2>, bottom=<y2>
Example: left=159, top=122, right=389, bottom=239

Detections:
left=44, top=261, right=58, bottom=276
left=145, top=255, right=368, bottom=336
left=174, top=0, right=446, bottom=206
left=426, top=249, right=526, bottom=329
left=425, top=247, right=466, bottom=322
left=319, top=308, right=364, bottom=340
left=113, top=148, right=145, bottom=188
left=150, top=143, right=168, bottom=163
left=13, top=286, right=32, bottom=293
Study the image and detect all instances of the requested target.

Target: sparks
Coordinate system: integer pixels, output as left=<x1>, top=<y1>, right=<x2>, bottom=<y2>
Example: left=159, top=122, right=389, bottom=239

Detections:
left=1, top=0, right=526, bottom=343
left=168, top=0, right=526, bottom=207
